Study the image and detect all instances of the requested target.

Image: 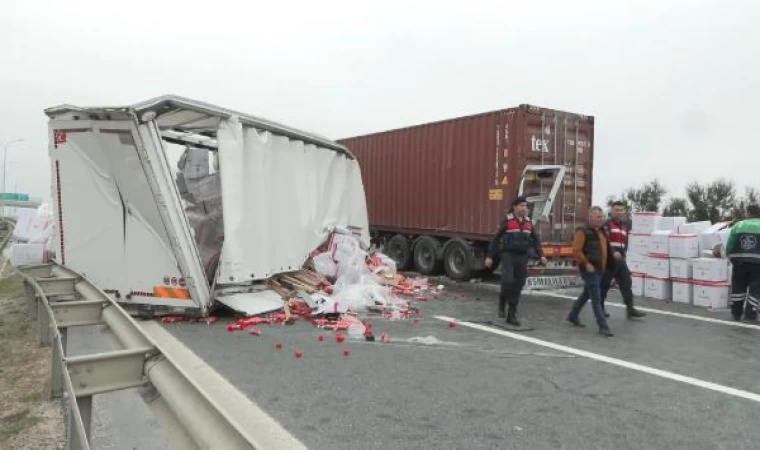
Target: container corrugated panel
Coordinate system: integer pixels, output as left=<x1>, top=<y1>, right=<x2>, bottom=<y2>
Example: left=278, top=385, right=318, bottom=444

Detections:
left=339, top=105, right=594, bottom=244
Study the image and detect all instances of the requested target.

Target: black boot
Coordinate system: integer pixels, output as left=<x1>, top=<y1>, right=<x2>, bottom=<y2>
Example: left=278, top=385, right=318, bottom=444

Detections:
left=626, top=304, right=646, bottom=319
left=506, top=306, right=521, bottom=327
left=498, top=296, right=506, bottom=318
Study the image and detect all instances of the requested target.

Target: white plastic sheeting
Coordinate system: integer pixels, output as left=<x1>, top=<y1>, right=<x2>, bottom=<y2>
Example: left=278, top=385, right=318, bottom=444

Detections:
left=216, top=117, right=369, bottom=283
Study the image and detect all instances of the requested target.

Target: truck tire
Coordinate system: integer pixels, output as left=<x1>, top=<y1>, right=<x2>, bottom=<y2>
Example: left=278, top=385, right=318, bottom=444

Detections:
left=413, top=236, right=444, bottom=275
left=386, top=234, right=412, bottom=271
left=443, top=239, right=473, bottom=281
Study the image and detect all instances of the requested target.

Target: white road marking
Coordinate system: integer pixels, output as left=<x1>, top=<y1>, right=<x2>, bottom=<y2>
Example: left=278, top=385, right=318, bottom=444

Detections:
left=435, top=315, right=760, bottom=403
left=529, top=291, right=760, bottom=331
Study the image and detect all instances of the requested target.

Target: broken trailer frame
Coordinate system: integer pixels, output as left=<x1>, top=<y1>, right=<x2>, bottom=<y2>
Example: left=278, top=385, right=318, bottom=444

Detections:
left=46, top=95, right=369, bottom=317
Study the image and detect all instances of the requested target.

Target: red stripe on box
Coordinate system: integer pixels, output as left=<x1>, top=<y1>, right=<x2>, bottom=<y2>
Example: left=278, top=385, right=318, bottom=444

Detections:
left=671, top=277, right=692, bottom=283
left=648, top=253, right=669, bottom=259
left=693, top=280, right=730, bottom=287
left=670, top=234, right=698, bottom=238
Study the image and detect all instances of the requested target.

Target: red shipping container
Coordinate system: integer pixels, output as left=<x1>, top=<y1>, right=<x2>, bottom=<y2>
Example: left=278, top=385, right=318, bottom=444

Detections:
left=339, top=104, right=594, bottom=279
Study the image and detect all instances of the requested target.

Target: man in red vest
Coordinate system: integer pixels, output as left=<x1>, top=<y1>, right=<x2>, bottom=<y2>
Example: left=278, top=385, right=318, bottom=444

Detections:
left=601, top=201, right=646, bottom=319
left=485, top=196, right=547, bottom=326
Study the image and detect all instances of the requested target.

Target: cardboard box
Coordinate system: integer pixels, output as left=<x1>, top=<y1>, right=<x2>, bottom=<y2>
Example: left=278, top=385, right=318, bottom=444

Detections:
left=649, top=230, right=672, bottom=257
left=626, top=252, right=647, bottom=274
left=628, top=233, right=652, bottom=254
left=668, top=234, right=700, bottom=259
left=692, top=257, right=729, bottom=282
left=631, top=273, right=645, bottom=297
left=645, top=277, right=671, bottom=300
left=698, top=222, right=730, bottom=254
left=11, top=243, right=47, bottom=267
left=678, top=221, right=712, bottom=235
left=657, top=216, right=687, bottom=233
left=672, top=281, right=693, bottom=305
left=645, top=255, right=670, bottom=279
left=669, top=258, right=694, bottom=281
left=632, top=212, right=661, bottom=234
left=693, top=281, right=729, bottom=309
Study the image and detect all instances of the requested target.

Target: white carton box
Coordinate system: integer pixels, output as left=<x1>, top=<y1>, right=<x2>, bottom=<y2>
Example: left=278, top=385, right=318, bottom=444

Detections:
left=645, top=255, right=670, bottom=279
left=692, top=257, right=729, bottom=282
left=657, top=216, right=687, bottom=233
left=645, top=277, right=671, bottom=300
left=698, top=222, right=730, bottom=254
left=632, top=212, right=661, bottom=234
left=693, top=281, right=729, bottom=309
left=10, top=243, right=47, bottom=267
left=628, top=233, right=652, bottom=255
left=669, top=258, right=694, bottom=281
left=668, top=234, right=700, bottom=259
left=678, top=221, right=712, bottom=235
left=626, top=252, right=647, bottom=274
left=649, top=230, right=672, bottom=257
left=631, top=273, right=645, bottom=297
left=672, top=281, right=693, bottom=305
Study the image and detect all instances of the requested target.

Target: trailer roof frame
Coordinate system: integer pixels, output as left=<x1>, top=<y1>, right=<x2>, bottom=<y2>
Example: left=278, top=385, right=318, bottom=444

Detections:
left=45, top=94, right=354, bottom=158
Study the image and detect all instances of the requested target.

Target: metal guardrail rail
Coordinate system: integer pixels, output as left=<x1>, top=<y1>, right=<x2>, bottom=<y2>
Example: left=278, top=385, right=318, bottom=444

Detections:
left=18, top=263, right=264, bottom=449
left=0, top=222, right=264, bottom=450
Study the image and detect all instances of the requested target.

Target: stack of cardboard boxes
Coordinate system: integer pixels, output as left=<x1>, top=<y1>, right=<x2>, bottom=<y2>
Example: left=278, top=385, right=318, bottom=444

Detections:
left=627, top=212, right=732, bottom=309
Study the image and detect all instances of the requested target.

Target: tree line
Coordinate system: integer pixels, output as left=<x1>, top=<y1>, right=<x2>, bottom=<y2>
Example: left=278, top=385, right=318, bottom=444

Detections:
left=605, top=179, right=760, bottom=222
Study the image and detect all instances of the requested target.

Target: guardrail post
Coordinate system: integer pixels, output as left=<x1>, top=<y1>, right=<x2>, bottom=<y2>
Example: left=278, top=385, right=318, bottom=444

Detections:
left=51, top=329, right=67, bottom=399
left=39, top=302, right=51, bottom=346
left=25, top=281, right=38, bottom=320
left=77, top=395, right=93, bottom=441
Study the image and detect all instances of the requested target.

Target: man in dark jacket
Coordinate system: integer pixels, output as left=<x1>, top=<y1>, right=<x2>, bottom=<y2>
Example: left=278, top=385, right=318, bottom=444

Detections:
left=567, top=206, right=614, bottom=337
left=726, top=204, right=760, bottom=321
left=485, top=196, right=547, bottom=326
left=600, top=201, right=646, bottom=319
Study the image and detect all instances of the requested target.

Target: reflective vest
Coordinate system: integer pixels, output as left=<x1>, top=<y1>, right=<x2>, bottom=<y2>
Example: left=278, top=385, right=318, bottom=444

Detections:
left=605, top=219, right=628, bottom=253
left=499, top=214, right=535, bottom=253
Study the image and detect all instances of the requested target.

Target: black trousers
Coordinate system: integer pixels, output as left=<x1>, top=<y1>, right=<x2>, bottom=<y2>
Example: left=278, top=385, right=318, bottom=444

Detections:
left=730, top=261, right=760, bottom=320
left=601, top=258, right=635, bottom=307
left=499, top=252, right=529, bottom=311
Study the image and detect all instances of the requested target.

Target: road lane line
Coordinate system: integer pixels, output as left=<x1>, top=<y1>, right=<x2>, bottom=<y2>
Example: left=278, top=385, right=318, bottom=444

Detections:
left=435, top=315, right=760, bottom=404
left=529, top=291, right=760, bottom=331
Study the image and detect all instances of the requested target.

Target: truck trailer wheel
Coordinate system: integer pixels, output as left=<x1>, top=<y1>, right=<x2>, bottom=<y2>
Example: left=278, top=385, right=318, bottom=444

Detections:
left=386, top=234, right=412, bottom=271
left=413, top=236, right=444, bottom=275
left=443, top=239, right=473, bottom=281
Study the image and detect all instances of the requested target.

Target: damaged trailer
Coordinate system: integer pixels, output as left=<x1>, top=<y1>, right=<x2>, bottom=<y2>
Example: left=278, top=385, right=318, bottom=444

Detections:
left=46, top=95, right=369, bottom=317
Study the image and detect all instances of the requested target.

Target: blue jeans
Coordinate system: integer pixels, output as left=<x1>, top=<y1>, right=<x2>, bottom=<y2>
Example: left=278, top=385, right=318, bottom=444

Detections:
left=568, top=271, right=610, bottom=330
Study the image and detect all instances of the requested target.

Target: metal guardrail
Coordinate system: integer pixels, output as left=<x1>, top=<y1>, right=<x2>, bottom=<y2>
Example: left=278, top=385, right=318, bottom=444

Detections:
left=3, top=237, right=262, bottom=450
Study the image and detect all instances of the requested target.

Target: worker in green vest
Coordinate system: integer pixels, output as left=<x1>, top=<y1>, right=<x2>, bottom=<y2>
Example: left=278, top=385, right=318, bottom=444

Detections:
left=726, top=204, right=760, bottom=321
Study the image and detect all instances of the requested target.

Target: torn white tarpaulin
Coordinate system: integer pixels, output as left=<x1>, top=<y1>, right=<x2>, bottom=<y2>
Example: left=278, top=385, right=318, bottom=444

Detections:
left=216, top=117, right=369, bottom=283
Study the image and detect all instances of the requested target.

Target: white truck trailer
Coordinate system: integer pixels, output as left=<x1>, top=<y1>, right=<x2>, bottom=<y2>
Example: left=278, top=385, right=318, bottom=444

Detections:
left=46, top=95, right=369, bottom=317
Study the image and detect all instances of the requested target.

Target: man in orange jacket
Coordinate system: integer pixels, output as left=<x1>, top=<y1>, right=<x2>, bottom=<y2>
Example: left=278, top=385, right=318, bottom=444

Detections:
left=566, top=206, right=614, bottom=337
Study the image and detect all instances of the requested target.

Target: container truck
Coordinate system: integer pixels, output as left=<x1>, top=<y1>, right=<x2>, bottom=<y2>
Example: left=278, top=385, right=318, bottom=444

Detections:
left=338, top=104, right=594, bottom=281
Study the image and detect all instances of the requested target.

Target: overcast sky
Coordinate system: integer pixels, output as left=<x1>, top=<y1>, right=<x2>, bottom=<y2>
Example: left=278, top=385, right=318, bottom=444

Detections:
left=1, top=0, right=757, bottom=206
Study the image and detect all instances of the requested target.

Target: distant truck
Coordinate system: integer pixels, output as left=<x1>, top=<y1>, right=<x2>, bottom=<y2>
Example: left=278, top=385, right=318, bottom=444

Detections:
left=338, top=104, right=595, bottom=281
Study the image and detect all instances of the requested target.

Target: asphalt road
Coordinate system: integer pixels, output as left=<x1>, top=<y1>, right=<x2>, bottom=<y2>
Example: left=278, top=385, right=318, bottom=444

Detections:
left=162, top=281, right=760, bottom=450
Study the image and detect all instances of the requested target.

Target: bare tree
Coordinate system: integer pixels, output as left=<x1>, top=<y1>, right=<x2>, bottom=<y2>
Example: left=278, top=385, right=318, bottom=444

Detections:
left=685, top=179, right=737, bottom=222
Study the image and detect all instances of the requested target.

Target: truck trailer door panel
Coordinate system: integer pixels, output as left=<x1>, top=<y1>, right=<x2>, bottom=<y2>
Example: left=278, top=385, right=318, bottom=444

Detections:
left=49, top=120, right=208, bottom=313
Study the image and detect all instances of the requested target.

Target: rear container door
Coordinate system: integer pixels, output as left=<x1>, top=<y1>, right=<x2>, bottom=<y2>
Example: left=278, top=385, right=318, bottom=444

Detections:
left=49, top=119, right=209, bottom=313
